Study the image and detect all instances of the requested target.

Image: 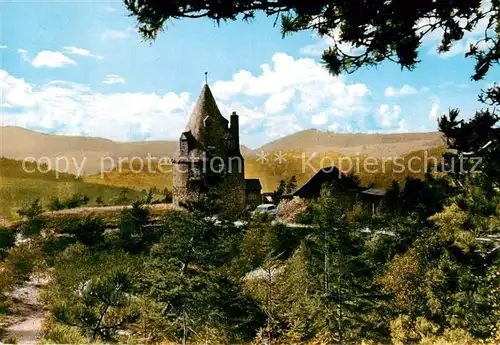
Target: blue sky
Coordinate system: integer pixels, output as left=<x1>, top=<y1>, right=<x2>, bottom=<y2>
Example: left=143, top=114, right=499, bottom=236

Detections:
left=0, top=0, right=497, bottom=148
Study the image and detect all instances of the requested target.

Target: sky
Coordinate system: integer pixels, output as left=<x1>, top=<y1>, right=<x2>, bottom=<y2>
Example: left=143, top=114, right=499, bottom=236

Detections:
left=0, top=0, right=497, bottom=149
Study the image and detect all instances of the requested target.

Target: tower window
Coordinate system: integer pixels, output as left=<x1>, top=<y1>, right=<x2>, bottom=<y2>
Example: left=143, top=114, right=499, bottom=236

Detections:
left=180, top=140, right=188, bottom=154
left=189, top=164, right=201, bottom=179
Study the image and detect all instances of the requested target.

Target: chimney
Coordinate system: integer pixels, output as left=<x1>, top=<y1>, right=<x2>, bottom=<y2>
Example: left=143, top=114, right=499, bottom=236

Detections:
left=230, top=111, right=240, bottom=152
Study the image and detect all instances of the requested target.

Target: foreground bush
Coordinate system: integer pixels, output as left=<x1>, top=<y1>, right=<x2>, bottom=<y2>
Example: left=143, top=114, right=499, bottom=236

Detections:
left=40, top=315, right=87, bottom=344
left=276, top=197, right=309, bottom=223
left=41, top=244, right=140, bottom=341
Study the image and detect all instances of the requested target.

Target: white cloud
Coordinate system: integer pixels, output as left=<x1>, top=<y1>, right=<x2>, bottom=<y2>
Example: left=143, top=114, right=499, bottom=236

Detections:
left=328, top=122, right=341, bottom=132
left=217, top=101, right=265, bottom=131
left=17, top=48, right=29, bottom=62
left=263, top=115, right=303, bottom=138
left=210, top=52, right=372, bottom=143
left=377, top=104, right=401, bottom=128
left=429, top=102, right=440, bottom=119
left=210, top=52, right=371, bottom=143
left=327, top=122, right=358, bottom=133
left=343, top=124, right=354, bottom=133
left=397, top=119, right=408, bottom=133
left=312, top=112, right=328, bottom=125
left=1, top=51, right=377, bottom=147
left=0, top=70, right=192, bottom=141
left=301, top=36, right=335, bottom=56
left=1, top=69, right=311, bottom=145
left=101, top=27, right=133, bottom=40
left=63, top=46, right=103, bottom=59
left=212, top=52, right=370, bottom=126
left=214, top=53, right=338, bottom=97
left=264, top=89, right=295, bottom=113
left=384, top=85, right=420, bottom=97
left=0, top=70, right=37, bottom=107
left=103, top=6, right=116, bottom=12
left=0, top=45, right=7, bottom=49
left=102, top=74, right=126, bottom=85
left=32, top=51, right=76, bottom=68
left=347, top=84, right=369, bottom=97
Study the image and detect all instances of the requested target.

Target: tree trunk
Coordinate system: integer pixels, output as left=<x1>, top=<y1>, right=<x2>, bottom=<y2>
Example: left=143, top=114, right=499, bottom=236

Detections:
left=92, top=304, right=110, bottom=340
left=183, top=307, right=187, bottom=345
left=337, top=254, right=343, bottom=345
left=267, top=266, right=273, bottom=345
left=324, top=228, right=329, bottom=292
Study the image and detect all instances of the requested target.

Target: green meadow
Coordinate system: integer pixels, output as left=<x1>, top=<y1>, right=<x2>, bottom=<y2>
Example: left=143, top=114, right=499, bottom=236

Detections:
left=0, top=158, right=152, bottom=221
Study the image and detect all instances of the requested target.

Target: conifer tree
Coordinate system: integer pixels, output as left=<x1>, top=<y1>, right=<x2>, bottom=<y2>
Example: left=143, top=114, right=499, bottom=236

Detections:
left=286, top=176, right=298, bottom=194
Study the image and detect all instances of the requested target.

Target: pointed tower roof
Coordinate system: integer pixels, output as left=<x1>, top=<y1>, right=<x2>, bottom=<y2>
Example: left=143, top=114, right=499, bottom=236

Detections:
left=185, top=84, right=228, bottom=142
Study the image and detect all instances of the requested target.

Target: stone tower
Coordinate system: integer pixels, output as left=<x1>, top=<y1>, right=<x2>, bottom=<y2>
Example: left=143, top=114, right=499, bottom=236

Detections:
left=172, top=84, right=246, bottom=209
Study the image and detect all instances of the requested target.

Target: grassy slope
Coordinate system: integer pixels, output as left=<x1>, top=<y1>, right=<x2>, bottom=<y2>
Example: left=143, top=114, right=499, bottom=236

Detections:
left=83, top=148, right=446, bottom=194
left=0, top=177, right=151, bottom=221
left=0, top=158, right=151, bottom=220
left=84, top=167, right=172, bottom=191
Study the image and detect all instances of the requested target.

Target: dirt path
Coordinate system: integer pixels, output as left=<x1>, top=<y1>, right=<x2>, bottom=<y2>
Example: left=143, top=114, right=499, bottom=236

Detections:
left=3, top=312, right=44, bottom=344
left=2, top=278, right=45, bottom=344
left=43, top=203, right=180, bottom=216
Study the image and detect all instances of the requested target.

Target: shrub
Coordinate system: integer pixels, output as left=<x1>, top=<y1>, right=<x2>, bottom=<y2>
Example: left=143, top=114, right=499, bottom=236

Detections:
left=0, top=261, right=15, bottom=309
left=5, top=243, right=45, bottom=283
left=119, top=201, right=150, bottom=252
left=0, top=227, right=15, bottom=260
left=2, top=335, right=19, bottom=344
left=112, top=188, right=131, bottom=205
left=58, top=215, right=105, bottom=247
left=95, top=196, right=104, bottom=206
left=65, top=193, right=90, bottom=209
left=48, top=197, right=65, bottom=211
left=44, top=246, right=140, bottom=341
left=276, top=197, right=308, bottom=223
left=16, top=199, right=43, bottom=219
left=16, top=199, right=45, bottom=237
left=40, top=315, right=87, bottom=344
left=389, top=315, right=420, bottom=345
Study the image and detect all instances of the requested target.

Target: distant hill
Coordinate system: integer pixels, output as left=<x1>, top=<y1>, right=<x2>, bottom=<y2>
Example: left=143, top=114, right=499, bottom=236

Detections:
left=0, top=126, right=177, bottom=176
left=0, top=126, right=253, bottom=175
left=260, top=129, right=444, bottom=157
left=0, top=126, right=445, bottom=176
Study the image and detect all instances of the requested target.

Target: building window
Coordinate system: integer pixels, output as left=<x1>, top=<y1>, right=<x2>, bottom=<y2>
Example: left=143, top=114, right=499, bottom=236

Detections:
left=180, top=140, right=188, bottom=154
left=189, top=164, right=201, bottom=179
left=248, top=192, right=256, bottom=201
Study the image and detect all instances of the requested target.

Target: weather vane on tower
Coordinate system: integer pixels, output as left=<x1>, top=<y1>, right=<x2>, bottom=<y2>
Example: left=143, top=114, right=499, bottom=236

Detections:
left=205, top=71, right=208, bottom=85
